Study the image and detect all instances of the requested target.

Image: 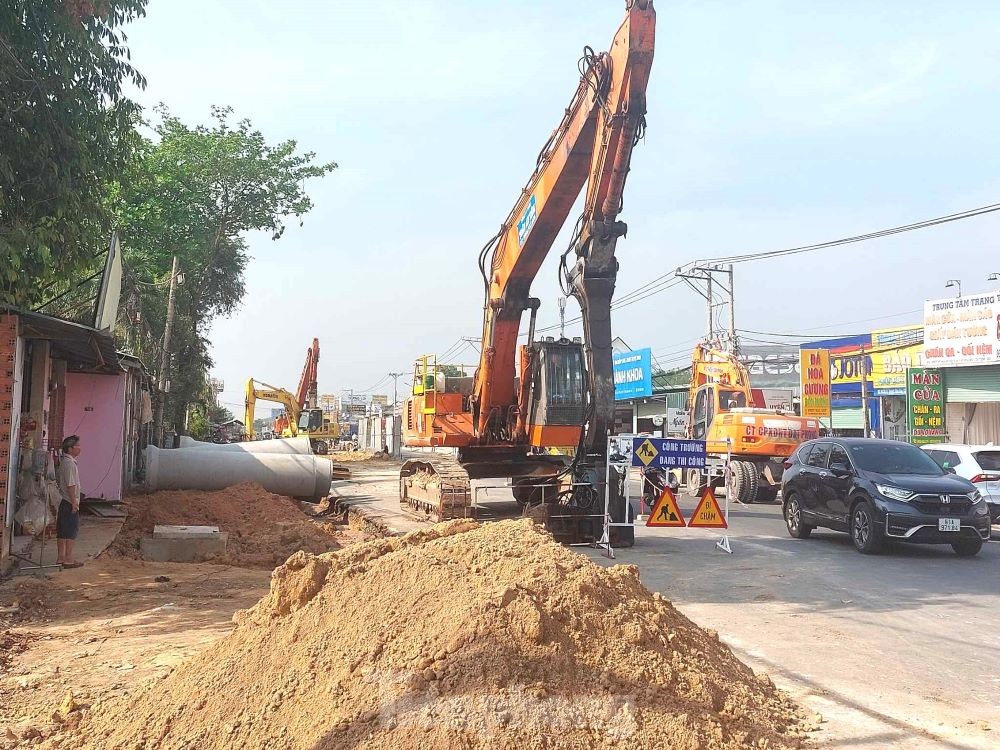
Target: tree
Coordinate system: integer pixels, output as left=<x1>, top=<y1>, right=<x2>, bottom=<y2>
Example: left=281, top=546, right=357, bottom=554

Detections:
left=115, top=106, right=337, bottom=433
left=0, top=0, right=147, bottom=306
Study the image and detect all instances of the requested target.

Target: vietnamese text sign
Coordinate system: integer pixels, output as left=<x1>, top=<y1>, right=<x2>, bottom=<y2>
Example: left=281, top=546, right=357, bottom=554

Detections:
left=799, top=349, right=832, bottom=419
left=632, top=437, right=706, bottom=469
left=613, top=348, right=653, bottom=400
left=906, top=367, right=947, bottom=445
left=923, top=292, right=1000, bottom=367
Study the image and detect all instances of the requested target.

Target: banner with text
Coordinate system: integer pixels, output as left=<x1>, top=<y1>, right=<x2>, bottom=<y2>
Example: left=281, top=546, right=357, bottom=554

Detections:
left=799, top=349, right=832, bottom=419
left=923, top=292, right=1000, bottom=367
left=906, top=367, right=947, bottom=445
left=613, top=348, right=653, bottom=400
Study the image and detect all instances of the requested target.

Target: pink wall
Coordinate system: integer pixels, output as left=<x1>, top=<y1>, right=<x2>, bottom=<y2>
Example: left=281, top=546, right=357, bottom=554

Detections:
left=64, top=372, right=125, bottom=501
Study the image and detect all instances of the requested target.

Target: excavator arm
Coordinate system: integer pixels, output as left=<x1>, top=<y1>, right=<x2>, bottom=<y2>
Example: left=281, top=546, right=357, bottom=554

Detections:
left=244, top=378, right=302, bottom=440
left=295, top=338, right=320, bottom=410
left=473, top=0, right=655, bottom=452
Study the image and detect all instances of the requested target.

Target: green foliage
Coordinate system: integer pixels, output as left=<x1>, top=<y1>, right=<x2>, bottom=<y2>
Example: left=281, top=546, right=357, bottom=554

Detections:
left=188, top=406, right=210, bottom=440
left=0, top=0, right=147, bottom=305
left=115, top=106, right=337, bottom=431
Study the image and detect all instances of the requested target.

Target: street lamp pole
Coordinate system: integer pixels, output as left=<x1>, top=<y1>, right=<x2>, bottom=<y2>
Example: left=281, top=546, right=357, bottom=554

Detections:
left=388, top=372, right=404, bottom=458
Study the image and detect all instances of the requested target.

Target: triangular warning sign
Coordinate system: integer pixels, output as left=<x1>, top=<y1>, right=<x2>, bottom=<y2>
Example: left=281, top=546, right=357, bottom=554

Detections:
left=688, top=487, right=728, bottom=528
left=646, top=487, right=686, bottom=527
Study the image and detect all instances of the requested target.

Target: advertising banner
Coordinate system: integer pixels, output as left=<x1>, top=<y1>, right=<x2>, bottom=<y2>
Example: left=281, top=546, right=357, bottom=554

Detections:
left=800, top=349, right=832, bottom=419
left=613, top=348, right=653, bottom=400
left=923, top=292, right=1000, bottom=367
left=906, top=367, right=947, bottom=445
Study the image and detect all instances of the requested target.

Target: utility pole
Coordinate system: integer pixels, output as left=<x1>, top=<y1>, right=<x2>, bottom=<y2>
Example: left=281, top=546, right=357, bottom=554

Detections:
left=154, top=256, right=180, bottom=447
left=677, top=264, right=737, bottom=353
left=388, top=372, right=404, bottom=458
left=860, top=345, right=871, bottom=438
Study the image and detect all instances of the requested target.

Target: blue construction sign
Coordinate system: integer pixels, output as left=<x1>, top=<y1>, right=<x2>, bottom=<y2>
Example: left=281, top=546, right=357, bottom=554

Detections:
left=631, top=437, right=707, bottom=469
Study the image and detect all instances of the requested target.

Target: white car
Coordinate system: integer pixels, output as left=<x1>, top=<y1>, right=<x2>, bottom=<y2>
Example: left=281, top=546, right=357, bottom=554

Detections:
left=921, top=444, right=1000, bottom=523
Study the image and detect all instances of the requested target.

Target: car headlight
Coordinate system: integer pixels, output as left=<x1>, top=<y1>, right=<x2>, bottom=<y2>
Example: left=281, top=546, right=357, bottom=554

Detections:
left=967, top=489, right=984, bottom=504
left=876, top=484, right=915, bottom=502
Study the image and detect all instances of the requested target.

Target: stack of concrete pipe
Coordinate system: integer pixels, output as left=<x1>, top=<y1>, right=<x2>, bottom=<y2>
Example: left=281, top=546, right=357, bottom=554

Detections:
left=145, top=437, right=333, bottom=498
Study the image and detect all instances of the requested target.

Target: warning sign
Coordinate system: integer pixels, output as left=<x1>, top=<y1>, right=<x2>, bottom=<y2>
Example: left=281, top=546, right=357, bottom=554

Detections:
left=634, top=438, right=659, bottom=466
left=646, top=487, right=686, bottom=527
left=688, top=488, right=728, bottom=528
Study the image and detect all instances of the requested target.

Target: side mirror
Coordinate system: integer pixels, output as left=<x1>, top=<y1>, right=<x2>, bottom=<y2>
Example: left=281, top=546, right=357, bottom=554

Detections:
left=830, top=461, right=851, bottom=477
left=945, top=466, right=957, bottom=475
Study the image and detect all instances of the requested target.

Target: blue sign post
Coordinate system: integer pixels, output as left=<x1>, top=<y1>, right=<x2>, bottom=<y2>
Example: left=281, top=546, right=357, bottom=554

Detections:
left=613, top=348, right=653, bottom=400
left=631, top=437, right=706, bottom=469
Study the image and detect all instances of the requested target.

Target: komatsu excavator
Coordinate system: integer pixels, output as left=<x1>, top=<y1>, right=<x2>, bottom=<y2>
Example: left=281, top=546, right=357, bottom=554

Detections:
left=685, top=344, right=821, bottom=503
left=400, top=0, right=655, bottom=543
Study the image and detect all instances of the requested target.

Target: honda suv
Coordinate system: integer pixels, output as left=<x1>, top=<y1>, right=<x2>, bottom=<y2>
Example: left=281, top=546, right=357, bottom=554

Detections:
left=782, top=438, right=991, bottom=556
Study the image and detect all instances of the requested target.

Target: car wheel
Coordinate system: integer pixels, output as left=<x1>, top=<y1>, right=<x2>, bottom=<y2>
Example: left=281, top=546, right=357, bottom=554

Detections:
left=784, top=494, right=812, bottom=539
left=951, top=538, right=983, bottom=557
left=850, top=499, right=884, bottom=554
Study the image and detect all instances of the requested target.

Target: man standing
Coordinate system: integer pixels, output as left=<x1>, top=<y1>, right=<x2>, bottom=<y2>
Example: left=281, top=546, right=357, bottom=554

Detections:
left=56, top=435, right=83, bottom=568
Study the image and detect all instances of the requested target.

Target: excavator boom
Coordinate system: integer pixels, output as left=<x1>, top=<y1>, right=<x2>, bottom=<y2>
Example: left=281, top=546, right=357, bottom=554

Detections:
left=401, top=1, right=656, bottom=534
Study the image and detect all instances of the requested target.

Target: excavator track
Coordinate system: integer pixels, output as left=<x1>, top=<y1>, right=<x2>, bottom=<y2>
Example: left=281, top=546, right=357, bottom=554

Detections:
left=399, top=456, right=472, bottom=521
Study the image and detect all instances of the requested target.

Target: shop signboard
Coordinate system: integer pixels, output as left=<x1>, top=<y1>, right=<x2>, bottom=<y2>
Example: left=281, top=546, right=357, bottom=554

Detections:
left=751, top=388, right=794, bottom=411
left=613, top=348, right=653, bottom=400
left=923, top=292, right=1000, bottom=368
left=799, top=349, right=832, bottom=419
left=905, top=367, right=947, bottom=445
left=870, top=326, right=924, bottom=395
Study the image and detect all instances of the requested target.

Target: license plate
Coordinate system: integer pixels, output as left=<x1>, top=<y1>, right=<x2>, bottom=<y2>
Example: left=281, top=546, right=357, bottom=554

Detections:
left=938, top=518, right=960, bottom=532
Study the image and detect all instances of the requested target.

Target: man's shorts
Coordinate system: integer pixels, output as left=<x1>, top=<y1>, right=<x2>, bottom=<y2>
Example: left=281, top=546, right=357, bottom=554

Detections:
left=56, top=500, right=80, bottom=540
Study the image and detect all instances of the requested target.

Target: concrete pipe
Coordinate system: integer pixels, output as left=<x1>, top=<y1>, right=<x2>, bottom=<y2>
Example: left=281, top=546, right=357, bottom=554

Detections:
left=145, top=445, right=332, bottom=498
left=175, top=436, right=313, bottom=455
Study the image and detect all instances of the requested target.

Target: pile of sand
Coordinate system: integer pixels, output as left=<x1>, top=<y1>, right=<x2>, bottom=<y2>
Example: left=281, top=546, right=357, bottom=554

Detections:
left=327, top=450, right=395, bottom=463
left=63, top=519, right=804, bottom=749
left=107, top=482, right=345, bottom=568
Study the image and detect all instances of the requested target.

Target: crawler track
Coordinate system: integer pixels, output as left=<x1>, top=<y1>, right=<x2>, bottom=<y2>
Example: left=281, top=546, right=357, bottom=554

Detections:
left=399, top=455, right=472, bottom=521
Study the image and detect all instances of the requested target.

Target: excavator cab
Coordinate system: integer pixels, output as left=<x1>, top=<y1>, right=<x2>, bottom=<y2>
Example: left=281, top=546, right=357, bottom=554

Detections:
left=524, top=337, right=587, bottom=450
left=691, top=385, right=748, bottom=440
left=298, top=408, right=325, bottom=433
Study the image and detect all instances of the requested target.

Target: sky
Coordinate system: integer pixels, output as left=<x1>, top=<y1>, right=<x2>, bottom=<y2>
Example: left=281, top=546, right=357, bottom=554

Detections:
left=122, top=0, right=1000, bottom=417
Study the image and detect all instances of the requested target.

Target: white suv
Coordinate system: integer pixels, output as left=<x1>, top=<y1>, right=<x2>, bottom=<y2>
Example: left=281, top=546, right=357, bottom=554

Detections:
left=921, top=444, right=1000, bottom=524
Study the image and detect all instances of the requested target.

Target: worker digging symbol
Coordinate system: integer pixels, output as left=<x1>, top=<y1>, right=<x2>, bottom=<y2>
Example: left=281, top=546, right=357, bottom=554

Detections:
left=636, top=438, right=659, bottom=466
left=645, top=487, right=686, bottom=528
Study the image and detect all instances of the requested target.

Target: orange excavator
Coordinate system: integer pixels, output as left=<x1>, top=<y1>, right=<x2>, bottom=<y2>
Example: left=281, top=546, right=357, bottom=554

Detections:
left=400, top=0, right=655, bottom=541
left=686, top=344, right=821, bottom=502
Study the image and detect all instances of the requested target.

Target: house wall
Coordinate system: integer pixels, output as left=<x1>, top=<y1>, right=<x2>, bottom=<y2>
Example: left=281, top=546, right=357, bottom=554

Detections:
left=1, top=314, right=19, bottom=568
left=64, top=372, right=126, bottom=501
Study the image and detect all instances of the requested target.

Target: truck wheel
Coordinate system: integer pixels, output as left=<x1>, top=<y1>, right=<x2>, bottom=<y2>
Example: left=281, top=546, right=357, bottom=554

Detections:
left=686, top=469, right=704, bottom=492
left=743, top=462, right=759, bottom=503
left=313, top=440, right=329, bottom=455
left=755, top=484, right=779, bottom=503
left=728, top=462, right=745, bottom=501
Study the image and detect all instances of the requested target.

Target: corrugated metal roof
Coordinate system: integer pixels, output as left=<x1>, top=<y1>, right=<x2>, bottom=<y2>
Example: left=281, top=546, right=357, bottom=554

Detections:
left=2, top=306, right=121, bottom=373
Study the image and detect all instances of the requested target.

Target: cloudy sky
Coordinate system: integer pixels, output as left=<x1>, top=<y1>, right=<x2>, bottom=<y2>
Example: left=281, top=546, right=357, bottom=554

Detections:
left=124, top=0, right=1000, bottom=415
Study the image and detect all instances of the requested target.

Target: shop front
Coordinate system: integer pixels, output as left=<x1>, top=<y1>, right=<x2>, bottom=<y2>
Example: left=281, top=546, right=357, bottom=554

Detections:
left=923, top=291, right=1000, bottom=445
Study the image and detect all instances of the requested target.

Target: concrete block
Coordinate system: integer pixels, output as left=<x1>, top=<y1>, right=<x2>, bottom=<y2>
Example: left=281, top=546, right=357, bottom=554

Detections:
left=140, top=532, right=228, bottom=563
left=153, top=524, right=221, bottom=539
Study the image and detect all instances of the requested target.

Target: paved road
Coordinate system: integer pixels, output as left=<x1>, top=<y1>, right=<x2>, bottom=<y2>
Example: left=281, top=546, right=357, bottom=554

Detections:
left=336, top=459, right=999, bottom=749
left=584, top=492, right=1000, bottom=750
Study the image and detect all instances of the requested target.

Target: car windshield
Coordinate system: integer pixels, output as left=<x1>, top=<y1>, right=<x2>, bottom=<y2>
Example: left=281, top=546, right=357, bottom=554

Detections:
left=848, top=443, right=945, bottom=475
left=974, top=450, right=1000, bottom=471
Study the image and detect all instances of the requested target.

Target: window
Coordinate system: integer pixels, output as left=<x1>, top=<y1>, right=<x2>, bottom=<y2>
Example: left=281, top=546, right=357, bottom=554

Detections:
left=829, top=444, right=850, bottom=469
left=546, top=348, right=584, bottom=407
left=693, top=389, right=708, bottom=439
left=927, top=449, right=961, bottom=470
left=719, top=390, right=747, bottom=411
left=807, top=442, right=832, bottom=468
left=795, top=444, right=815, bottom=464
left=974, top=450, right=1000, bottom=471
left=849, top=443, right=944, bottom=475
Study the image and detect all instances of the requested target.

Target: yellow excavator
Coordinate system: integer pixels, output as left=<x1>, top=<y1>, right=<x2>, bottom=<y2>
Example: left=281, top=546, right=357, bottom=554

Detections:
left=243, top=378, right=339, bottom=455
left=686, top=344, right=821, bottom=503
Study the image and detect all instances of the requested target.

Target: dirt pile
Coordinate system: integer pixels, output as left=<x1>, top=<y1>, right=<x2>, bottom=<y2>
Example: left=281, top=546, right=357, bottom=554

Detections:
left=0, top=576, right=54, bottom=623
left=63, top=519, right=804, bottom=749
left=327, top=450, right=395, bottom=463
left=107, top=482, right=345, bottom=568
